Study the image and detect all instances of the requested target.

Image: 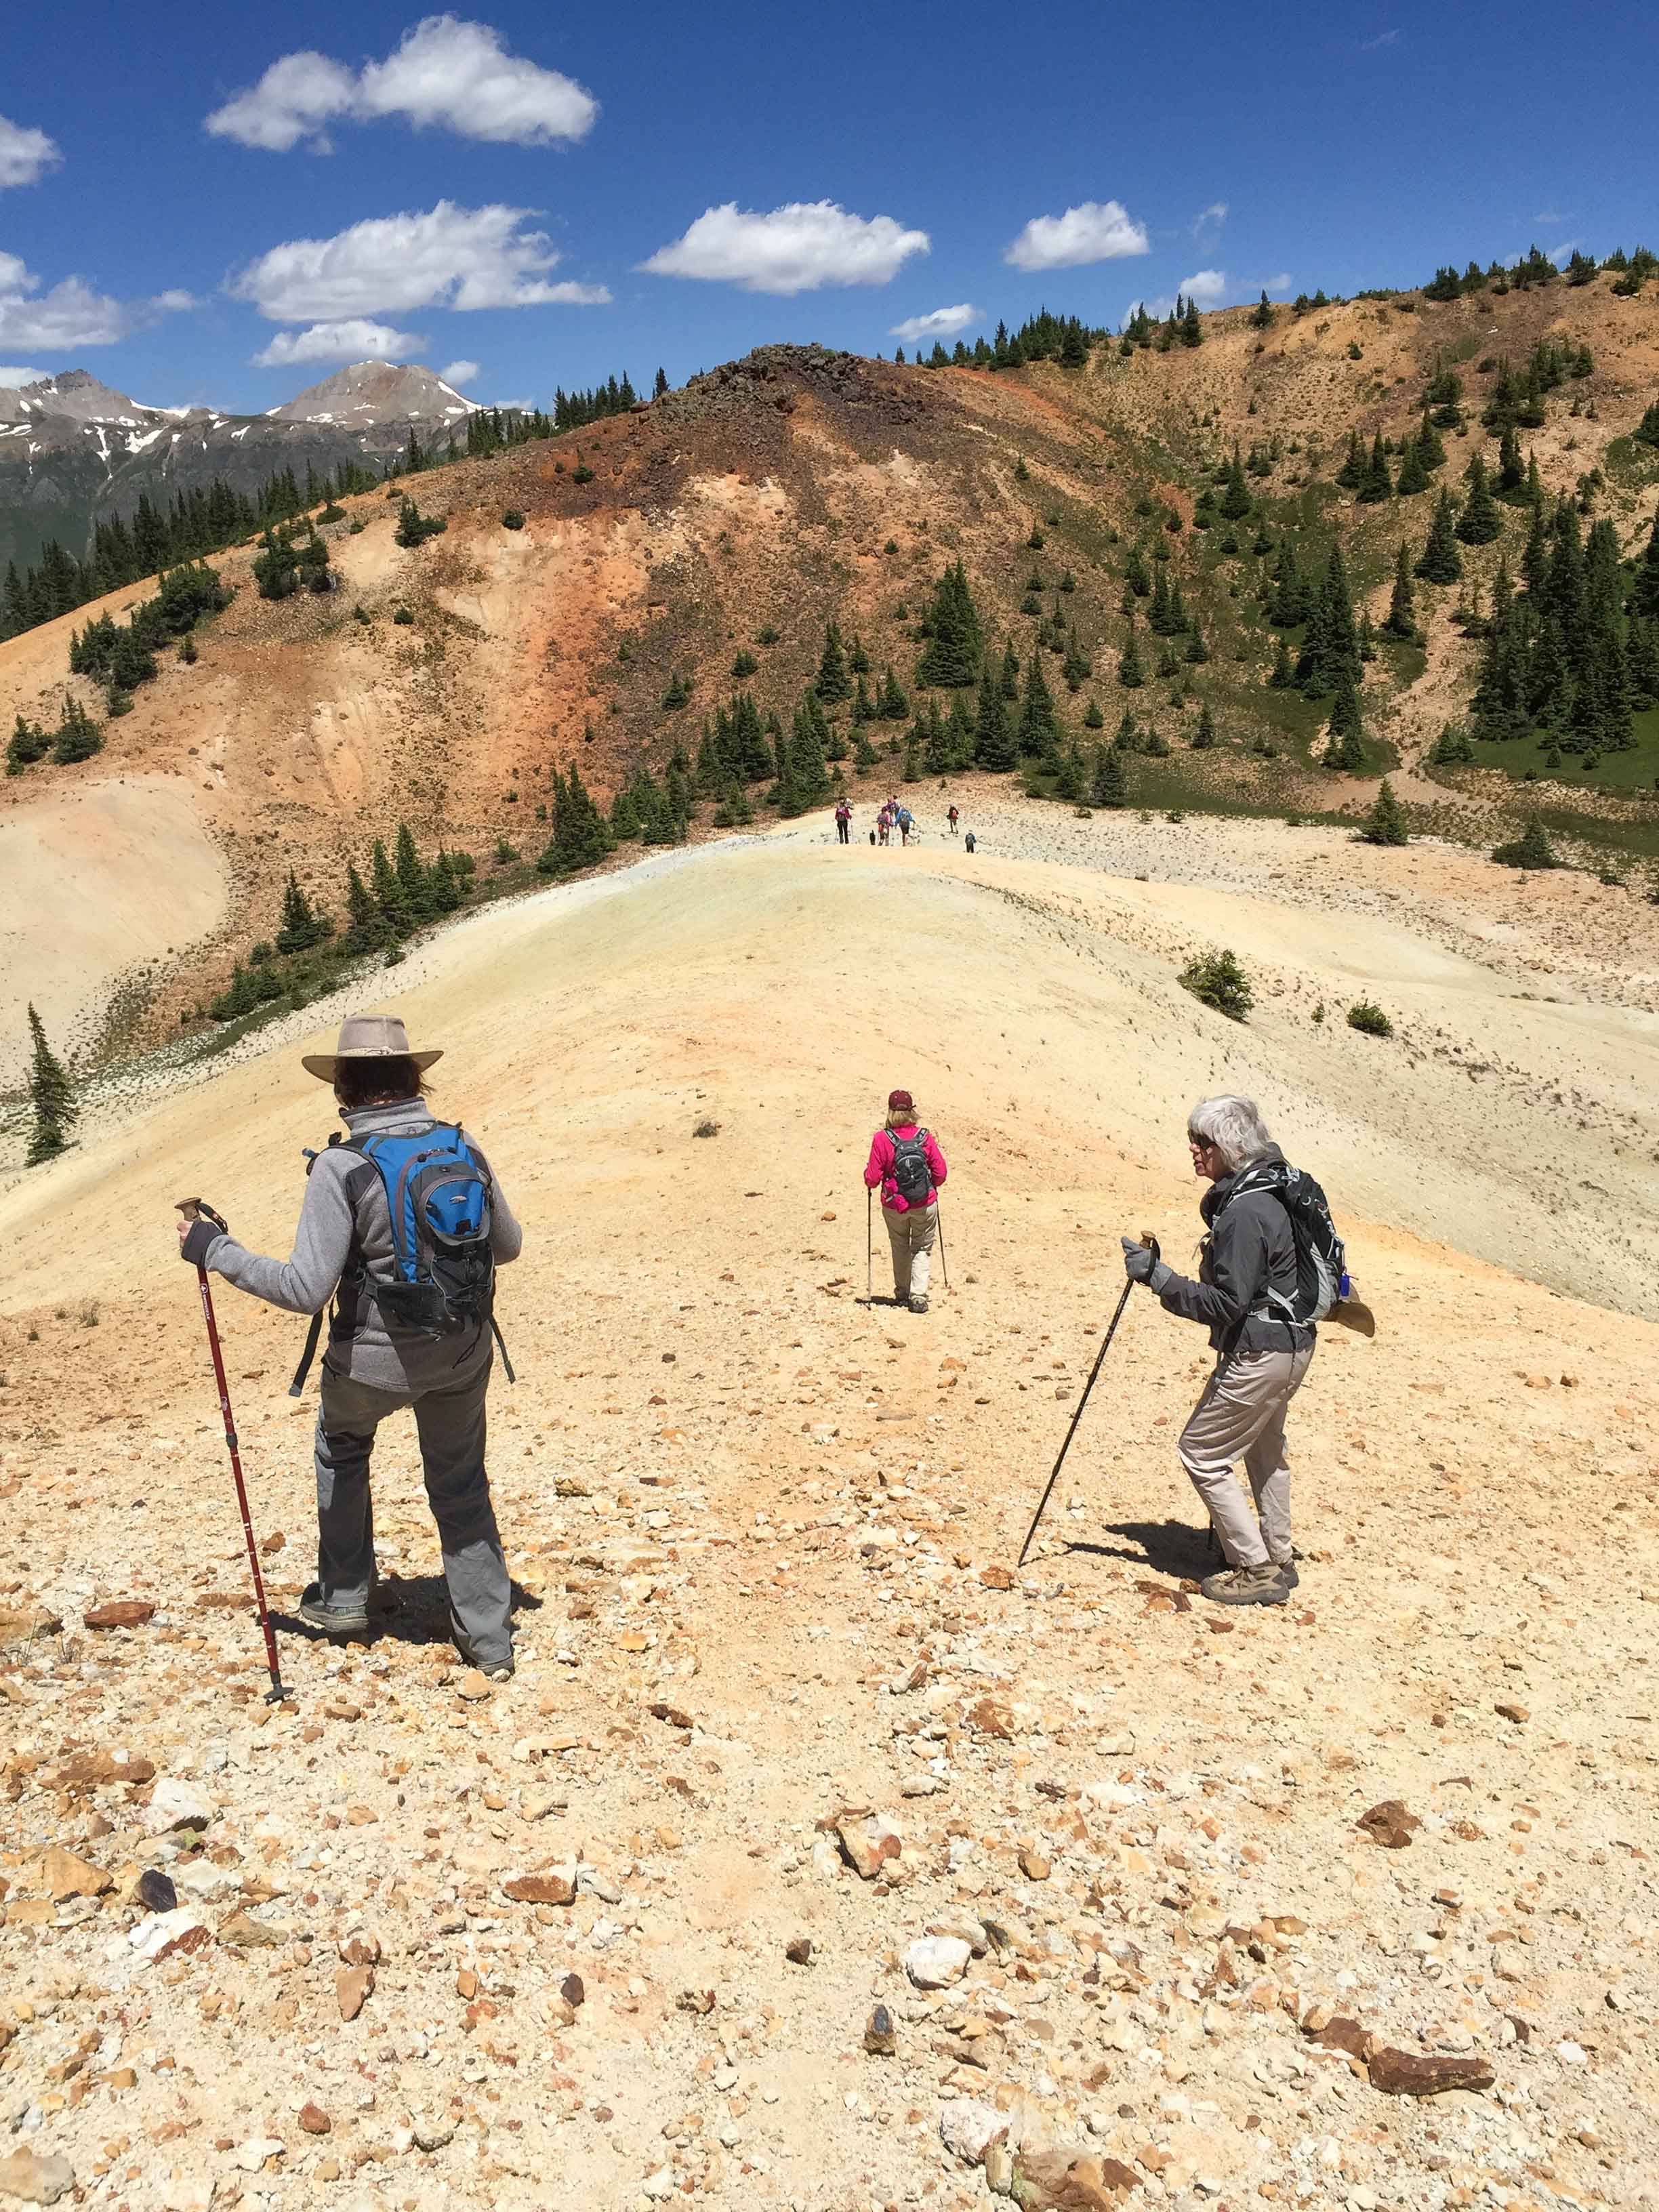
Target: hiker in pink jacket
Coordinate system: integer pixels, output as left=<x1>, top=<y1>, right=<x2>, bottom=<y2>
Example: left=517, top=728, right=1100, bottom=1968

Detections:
left=864, top=1089, right=948, bottom=1313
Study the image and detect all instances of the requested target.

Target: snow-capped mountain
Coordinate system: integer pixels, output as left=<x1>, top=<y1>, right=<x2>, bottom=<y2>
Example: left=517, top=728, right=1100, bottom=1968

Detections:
left=0, top=363, right=487, bottom=575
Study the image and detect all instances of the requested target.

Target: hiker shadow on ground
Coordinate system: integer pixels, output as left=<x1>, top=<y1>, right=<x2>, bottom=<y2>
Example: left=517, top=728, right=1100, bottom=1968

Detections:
left=272, top=1575, right=545, bottom=1652
left=1065, top=1518, right=1216, bottom=1580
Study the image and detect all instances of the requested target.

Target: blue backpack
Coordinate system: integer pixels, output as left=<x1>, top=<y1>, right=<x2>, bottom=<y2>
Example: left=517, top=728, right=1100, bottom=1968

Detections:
left=289, top=1121, right=514, bottom=1393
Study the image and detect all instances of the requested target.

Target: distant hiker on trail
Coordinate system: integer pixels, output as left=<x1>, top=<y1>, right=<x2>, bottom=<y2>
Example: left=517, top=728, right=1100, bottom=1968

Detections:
left=964, top=830, right=977, bottom=854
left=947, top=804, right=960, bottom=836
left=877, top=806, right=893, bottom=847
left=1122, top=1095, right=1334, bottom=1609
left=835, top=799, right=852, bottom=845
left=173, top=1015, right=523, bottom=1679
left=897, top=806, right=914, bottom=846
left=865, top=1089, right=947, bottom=1313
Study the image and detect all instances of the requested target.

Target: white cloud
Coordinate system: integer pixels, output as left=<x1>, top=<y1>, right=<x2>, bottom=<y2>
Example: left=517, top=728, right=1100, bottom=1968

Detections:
left=154, top=289, right=199, bottom=312
left=1535, top=208, right=1565, bottom=225
left=641, top=201, right=928, bottom=295
left=0, top=253, right=129, bottom=348
left=0, top=363, right=46, bottom=387
left=889, top=303, right=981, bottom=344
left=204, top=52, right=357, bottom=152
left=1359, top=27, right=1401, bottom=48
left=441, top=358, right=481, bottom=385
left=1546, top=241, right=1580, bottom=266
left=229, top=201, right=611, bottom=320
left=205, top=16, right=597, bottom=153
left=1181, top=268, right=1229, bottom=306
left=253, top=319, right=427, bottom=367
left=0, top=114, right=62, bottom=188
left=1004, top=200, right=1149, bottom=272
left=1192, top=201, right=1228, bottom=242
left=1262, top=271, right=1293, bottom=293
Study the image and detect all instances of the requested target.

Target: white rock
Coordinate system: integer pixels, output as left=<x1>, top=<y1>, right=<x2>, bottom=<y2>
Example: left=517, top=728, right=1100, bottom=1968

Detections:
left=144, top=1779, right=213, bottom=1835
left=129, top=1907, right=208, bottom=1961
left=230, top=2139, right=285, bottom=2173
left=171, top=1859, right=239, bottom=1901
left=1555, top=2039, right=1588, bottom=2064
left=900, top=1774, right=943, bottom=1797
left=641, top=2167, right=676, bottom=2200
left=939, top=2097, right=1006, bottom=2165
left=905, top=1936, right=971, bottom=1988
left=161, top=2179, right=216, bottom=2212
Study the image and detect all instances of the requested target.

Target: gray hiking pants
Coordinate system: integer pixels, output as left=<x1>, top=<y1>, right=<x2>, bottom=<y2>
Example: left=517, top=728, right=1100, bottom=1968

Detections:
left=882, top=1203, right=937, bottom=1302
left=1177, top=1341, right=1314, bottom=1570
left=315, top=1356, right=512, bottom=1666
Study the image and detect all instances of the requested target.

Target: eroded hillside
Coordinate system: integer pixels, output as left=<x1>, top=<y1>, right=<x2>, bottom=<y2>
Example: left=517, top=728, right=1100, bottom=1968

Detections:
left=3, top=279, right=1657, bottom=1080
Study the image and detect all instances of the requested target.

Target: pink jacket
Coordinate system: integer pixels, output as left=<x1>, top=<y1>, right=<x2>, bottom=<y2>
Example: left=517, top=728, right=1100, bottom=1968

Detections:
left=865, top=1124, right=948, bottom=1211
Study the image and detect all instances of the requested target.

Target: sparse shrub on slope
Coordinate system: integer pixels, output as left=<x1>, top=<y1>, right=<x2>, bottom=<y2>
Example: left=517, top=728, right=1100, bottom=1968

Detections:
left=1179, top=948, right=1254, bottom=1023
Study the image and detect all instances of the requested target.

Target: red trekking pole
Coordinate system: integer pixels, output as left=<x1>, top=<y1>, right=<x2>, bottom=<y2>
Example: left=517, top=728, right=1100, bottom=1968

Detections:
left=176, top=1199, right=289, bottom=1702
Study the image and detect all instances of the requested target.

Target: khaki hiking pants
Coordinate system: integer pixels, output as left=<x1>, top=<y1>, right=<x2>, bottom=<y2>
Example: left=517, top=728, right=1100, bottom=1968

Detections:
left=882, top=1202, right=937, bottom=1303
left=1178, top=1341, right=1314, bottom=1571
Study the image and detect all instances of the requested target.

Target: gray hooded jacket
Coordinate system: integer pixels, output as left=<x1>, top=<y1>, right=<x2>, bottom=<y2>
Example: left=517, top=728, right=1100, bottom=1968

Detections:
left=197, top=1099, right=523, bottom=1394
left=1157, top=1143, right=1315, bottom=1355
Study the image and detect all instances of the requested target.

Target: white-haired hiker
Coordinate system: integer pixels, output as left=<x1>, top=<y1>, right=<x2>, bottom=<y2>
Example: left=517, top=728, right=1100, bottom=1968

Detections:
left=175, top=1015, right=523, bottom=1678
left=1122, top=1095, right=1315, bottom=1607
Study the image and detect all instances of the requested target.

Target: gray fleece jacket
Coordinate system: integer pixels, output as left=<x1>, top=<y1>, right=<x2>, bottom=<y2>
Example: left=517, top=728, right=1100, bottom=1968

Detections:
left=1157, top=1144, right=1315, bottom=1356
left=193, top=1099, right=523, bottom=1393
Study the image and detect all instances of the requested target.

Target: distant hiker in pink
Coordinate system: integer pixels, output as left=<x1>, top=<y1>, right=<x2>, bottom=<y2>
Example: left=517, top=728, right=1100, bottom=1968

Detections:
left=947, top=804, right=960, bottom=836
left=835, top=799, right=852, bottom=845
left=865, top=1089, right=947, bottom=1313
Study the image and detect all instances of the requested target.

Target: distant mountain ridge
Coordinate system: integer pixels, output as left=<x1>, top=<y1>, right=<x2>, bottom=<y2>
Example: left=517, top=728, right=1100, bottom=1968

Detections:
left=0, top=361, right=481, bottom=575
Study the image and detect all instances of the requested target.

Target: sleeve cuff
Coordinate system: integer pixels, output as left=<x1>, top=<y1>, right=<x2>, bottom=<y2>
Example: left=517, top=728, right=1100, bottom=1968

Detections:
left=180, top=1220, right=224, bottom=1268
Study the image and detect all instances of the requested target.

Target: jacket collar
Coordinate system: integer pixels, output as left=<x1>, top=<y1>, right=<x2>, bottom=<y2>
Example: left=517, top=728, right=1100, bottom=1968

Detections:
left=1201, top=1142, right=1286, bottom=1223
left=341, top=1096, right=436, bottom=1139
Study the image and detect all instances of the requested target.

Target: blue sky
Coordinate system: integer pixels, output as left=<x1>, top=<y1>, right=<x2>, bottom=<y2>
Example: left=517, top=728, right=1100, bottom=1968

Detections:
left=2, top=1, right=1656, bottom=411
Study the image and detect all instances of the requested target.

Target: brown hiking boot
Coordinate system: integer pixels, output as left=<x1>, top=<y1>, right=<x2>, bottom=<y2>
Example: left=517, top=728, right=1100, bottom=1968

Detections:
left=1201, top=1563, right=1288, bottom=1607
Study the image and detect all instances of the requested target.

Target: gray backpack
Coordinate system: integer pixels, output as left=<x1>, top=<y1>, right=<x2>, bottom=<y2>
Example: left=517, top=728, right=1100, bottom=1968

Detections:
left=888, top=1128, right=934, bottom=1205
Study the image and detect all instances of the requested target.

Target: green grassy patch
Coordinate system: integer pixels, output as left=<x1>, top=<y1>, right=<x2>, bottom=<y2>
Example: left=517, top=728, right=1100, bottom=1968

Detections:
left=1467, top=705, right=1659, bottom=794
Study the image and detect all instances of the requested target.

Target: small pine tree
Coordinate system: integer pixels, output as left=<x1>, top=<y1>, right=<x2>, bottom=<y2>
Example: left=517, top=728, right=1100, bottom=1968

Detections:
left=1250, top=289, right=1273, bottom=329
left=814, top=619, right=852, bottom=703
left=1179, top=948, right=1253, bottom=1022
left=275, top=870, right=330, bottom=954
left=1091, top=745, right=1128, bottom=807
left=1455, top=453, right=1502, bottom=546
left=1360, top=778, right=1409, bottom=845
left=1415, top=493, right=1464, bottom=583
left=1492, top=818, right=1561, bottom=869
left=1267, top=636, right=1294, bottom=689
left=1324, top=677, right=1366, bottom=771
left=1382, top=542, right=1417, bottom=640
left=25, top=1004, right=77, bottom=1165
left=1192, top=702, right=1217, bottom=748
left=1118, top=617, right=1145, bottom=689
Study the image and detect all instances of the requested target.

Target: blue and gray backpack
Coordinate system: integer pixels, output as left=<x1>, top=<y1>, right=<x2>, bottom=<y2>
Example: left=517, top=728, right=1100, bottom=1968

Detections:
left=289, top=1121, right=514, bottom=1393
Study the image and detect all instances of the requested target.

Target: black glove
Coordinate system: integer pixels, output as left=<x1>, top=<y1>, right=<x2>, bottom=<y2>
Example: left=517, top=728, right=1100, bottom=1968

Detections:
left=1121, top=1235, right=1172, bottom=1293
left=180, top=1218, right=222, bottom=1267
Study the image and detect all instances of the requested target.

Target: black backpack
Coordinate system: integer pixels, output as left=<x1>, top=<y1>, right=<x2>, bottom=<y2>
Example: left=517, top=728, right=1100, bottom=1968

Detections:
left=888, top=1128, right=935, bottom=1205
left=1223, top=1158, right=1348, bottom=1324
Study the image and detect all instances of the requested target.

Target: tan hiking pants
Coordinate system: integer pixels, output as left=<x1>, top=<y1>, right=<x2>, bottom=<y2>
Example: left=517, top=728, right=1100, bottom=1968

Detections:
left=882, top=1203, right=937, bottom=1303
left=1177, top=1341, right=1314, bottom=1570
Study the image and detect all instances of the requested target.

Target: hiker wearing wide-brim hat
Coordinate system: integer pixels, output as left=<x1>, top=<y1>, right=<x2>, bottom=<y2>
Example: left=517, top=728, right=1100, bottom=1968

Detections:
left=863, top=1089, right=947, bottom=1313
left=173, top=1012, right=524, bottom=1679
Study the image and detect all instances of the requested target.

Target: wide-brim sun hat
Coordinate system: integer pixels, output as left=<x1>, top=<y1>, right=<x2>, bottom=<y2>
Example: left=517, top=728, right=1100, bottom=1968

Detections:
left=301, top=1012, right=443, bottom=1083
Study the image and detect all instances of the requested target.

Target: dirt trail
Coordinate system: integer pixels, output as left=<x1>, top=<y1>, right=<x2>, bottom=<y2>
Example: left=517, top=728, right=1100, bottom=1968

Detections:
left=1, top=821, right=1657, bottom=2212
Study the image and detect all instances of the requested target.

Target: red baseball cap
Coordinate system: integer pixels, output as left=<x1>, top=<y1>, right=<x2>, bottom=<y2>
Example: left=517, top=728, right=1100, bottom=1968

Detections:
left=888, top=1088, right=914, bottom=1111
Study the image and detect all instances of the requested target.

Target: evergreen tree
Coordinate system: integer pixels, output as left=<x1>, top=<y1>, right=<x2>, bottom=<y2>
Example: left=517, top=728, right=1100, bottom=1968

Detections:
left=342, top=862, right=387, bottom=951
left=914, top=560, right=983, bottom=687
left=1456, top=453, right=1503, bottom=545
left=1062, top=623, right=1092, bottom=690
left=1430, top=722, right=1475, bottom=764
left=1415, top=493, right=1464, bottom=583
left=1124, top=543, right=1150, bottom=598
left=974, top=666, right=1018, bottom=770
left=1492, top=818, right=1561, bottom=869
left=1091, top=746, right=1127, bottom=807
left=653, top=367, right=670, bottom=399
left=1181, top=295, right=1203, bottom=347
left=394, top=823, right=432, bottom=922
left=275, top=870, right=330, bottom=954
left=1296, top=546, right=1360, bottom=695
left=880, top=665, right=909, bottom=720
left=538, top=765, right=613, bottom=875
left=1000, top=641, right=1021, bottom=699
left=1267, top=636, right=1294, bottom=688
left=1220, top=445, right=1252, bottom=521
left=1357, top=434, right=1394, bottom=504
left=1250, top=289, right=1274, bottom=329
left=1184, top=617, right=1210, bottom=665
left=51, top=696, right=103, bottom=764
left=1192, top=701, right=1217, bottom=748
left=1631, top=510, right=1659, bottom=622
left=1324, top=677, right=1366, bottom=770
left=1118, top=615, right=1145, bottom=688
left=1335, top=430, right=1366, bottom=491
left=1395, top=435, right=1429, bottom=497
left=1361, top=779, right=1409, bottom=844
left=25, top=1004, right=77, bottom=1166
left=1017, top=651, right=1060, bottom=758
left=814, top=619, right=852, bottom=703
left=1382, top=542, right=1418, bottom=640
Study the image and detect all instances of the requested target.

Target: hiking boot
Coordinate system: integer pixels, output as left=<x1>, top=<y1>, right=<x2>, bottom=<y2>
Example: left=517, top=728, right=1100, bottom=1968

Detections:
left=455, top=1635, right=514, bottom=1681
left=298, top=1582, right=370, bottom=1637
left=1200, top=1563, right=1288, bottom=1607
left=909, top=1294, right=929, bottom=1314
left=1270, top=1554, right=1300, bottom=1591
